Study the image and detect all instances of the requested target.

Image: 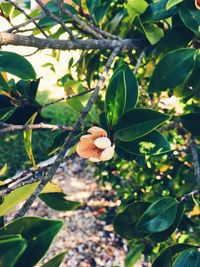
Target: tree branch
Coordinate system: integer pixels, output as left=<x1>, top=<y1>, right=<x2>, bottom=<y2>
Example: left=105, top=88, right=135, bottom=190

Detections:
left=0, top=32, right=147, bottom=51
left=190, top=137, right=200, bottom=187
left=42, top=88, right=95, bottom=109
left=35, top=0, right=74, bottom=40
left=59, top=0, right=103, bottom=39
left=13, top=47, right=121, bottom=219
left=0, top=123, right=72, bottom=136
left=6, top=0, right=48, bottom=38
left=6, top=15, right=45, bottom=33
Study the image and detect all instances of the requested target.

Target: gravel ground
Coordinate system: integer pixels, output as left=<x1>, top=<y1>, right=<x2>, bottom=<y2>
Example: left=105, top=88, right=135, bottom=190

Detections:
left=24, top=157, right=129, bottom=267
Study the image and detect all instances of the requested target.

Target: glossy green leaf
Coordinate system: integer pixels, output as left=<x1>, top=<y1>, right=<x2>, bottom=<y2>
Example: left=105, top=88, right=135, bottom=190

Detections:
left=125, top=244, right=144, bottom=267
left=0, top=182, right=61, bottom=216
left=64, top=80, right=99, bottom=123
left=116, top=130, right=171, bottom=156
left=152, top=244, right=195, bottom=267
left=166, top=0, right=183, bottom=10
left=179, top=0, right=200, bottom=38
left=173, top=249, right=200, bottom=267
left=0, top=51, right=36, bottom=80
left=16, top=79, right=40, bottom=101
left=86, top=0, right=100, bottom=14
left=115, top=64, right=139, bottom=113
left=149, top=48, right=196, bottom=92
left=150, top=202, right=184, bottom=242
left=47, top=130, right=83, bottom=155
left=105, top=70, right=126, bottom=126
left=0, top=107, right=17, bottom=122
left=180, top=112, right=200, bottom=136
left=41, top=251, right=66, bottom=267
left=113, top=202, right=150, bottom=239
left=186, top=54, right=200, bottom=91
left=39, top=192, right=80, bottom=211
left=105, top=64, right=139, bottom=126
left=0, top=217, right=63, bottom=267
left=134, top=16, right=164, bottom=45
left=0, top=236, right=27, bottom=267
left=0, top=73, right=10, bottom=92
left=0, top=182, right=40, bottom=216
left=115, top=146, right=136, bottom=161
left=126, top=0, right=148, bottom=21
left=114, top=109, right=170, bottom=142
left=23, top=112, right=38, bottom=169
left=141, top=0, right=177, bottom=22
left=136, top=197, right=178, bottom=233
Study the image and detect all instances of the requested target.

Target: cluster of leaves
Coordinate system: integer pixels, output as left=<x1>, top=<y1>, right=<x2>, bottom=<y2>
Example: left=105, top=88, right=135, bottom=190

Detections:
left=0, top=216, right=66, bottom=267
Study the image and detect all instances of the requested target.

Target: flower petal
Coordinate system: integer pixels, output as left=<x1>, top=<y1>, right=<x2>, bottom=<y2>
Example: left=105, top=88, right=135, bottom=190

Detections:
left=89, top=157, right=101, bottom=162
left=88, top=126, right=107, bottom=137
left=94, top=137, right=111, bottom=149
left=100, top=146, right=115, bottom=161
left=80, top=134, right=95, bottom=141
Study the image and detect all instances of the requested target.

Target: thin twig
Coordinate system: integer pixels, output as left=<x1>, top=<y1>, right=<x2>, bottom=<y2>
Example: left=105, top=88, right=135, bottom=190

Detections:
left=134, top=49, right=146, bottom=75
left=6, top=15, right=45, bottom=33
left=190, top=137, right=200, bottom=187
left=35, top=0, right=75, bottom=40
left=180, top=189, right=199, bottom=202
left=42, top=88, right=95, bottom=109
left=0, top=123, right=72, bottom=136
left=6, top=0, right=48, bottom=38
left=59, top=0, right=103, bottom=39
left=13, top=47, right=121, bottom=219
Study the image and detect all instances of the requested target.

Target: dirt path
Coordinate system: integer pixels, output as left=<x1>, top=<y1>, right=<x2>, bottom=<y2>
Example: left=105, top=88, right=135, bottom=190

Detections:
left=25, top=157, right=127, bottom=267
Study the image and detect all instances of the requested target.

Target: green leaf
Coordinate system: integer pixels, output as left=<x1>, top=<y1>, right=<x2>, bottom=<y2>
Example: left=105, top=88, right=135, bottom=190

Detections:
left=126, top=0, right=148, bottom=21
left=0, top=182, right=40, bottom=216
left=134, top=16, right=164, bottom=45
left=0, top=73, right=10, bottom=92
left=0, top=107, right=17, bottom=122
left=41, top=251, right=66, bottom=267
left=16, top=79, right=40, bottom=101
left=0, top=217, right=63, bottom=267
left=141, top=0, right=177, bottom=22
left=152, top=244, right=196, bottom=267
left=0, top=236, right=27, bottom=267
left=180, top=112, right=200, bottom=136
left=116, top=64, right=139, bottom=112
left=105, top=64, right=139, bottom=127
left=39, top=192, right=80, bottom=211
left=136, top=197, right=178, bottom=233
left=179, top=0, right=200, bottom=38
left=116, top=130, right=171, bottom=157
left=86, top=0, right=100, bottom=14
left=0, top=182, right=61, bottom=216
left=149, top=48, right=196, bottom=92
left=64, top=80, right=99, bottom=123
left=125, top=244, right=144, bottom=267
left=115, top=146, right=136, bottom=161
left=0, top=51, right=36, bottom=80
left=114, top=109, right=170, bottom=142
left=47, top=130, right=83, bottom=155
left=166, top=0, right=183, bottom=10
left=105, top=70, right=126, bottom=126
left=23, top=112, right=38, bottom=169
left=113, top=202, right=150, bottom=240
left=150, top=202, right=184, bottom=242
left=173, top=249, right=200, bottom=267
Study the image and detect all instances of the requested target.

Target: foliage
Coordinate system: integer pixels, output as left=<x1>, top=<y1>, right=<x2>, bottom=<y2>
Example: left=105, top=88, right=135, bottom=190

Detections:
left=0, top=0, right=200, bottom=266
